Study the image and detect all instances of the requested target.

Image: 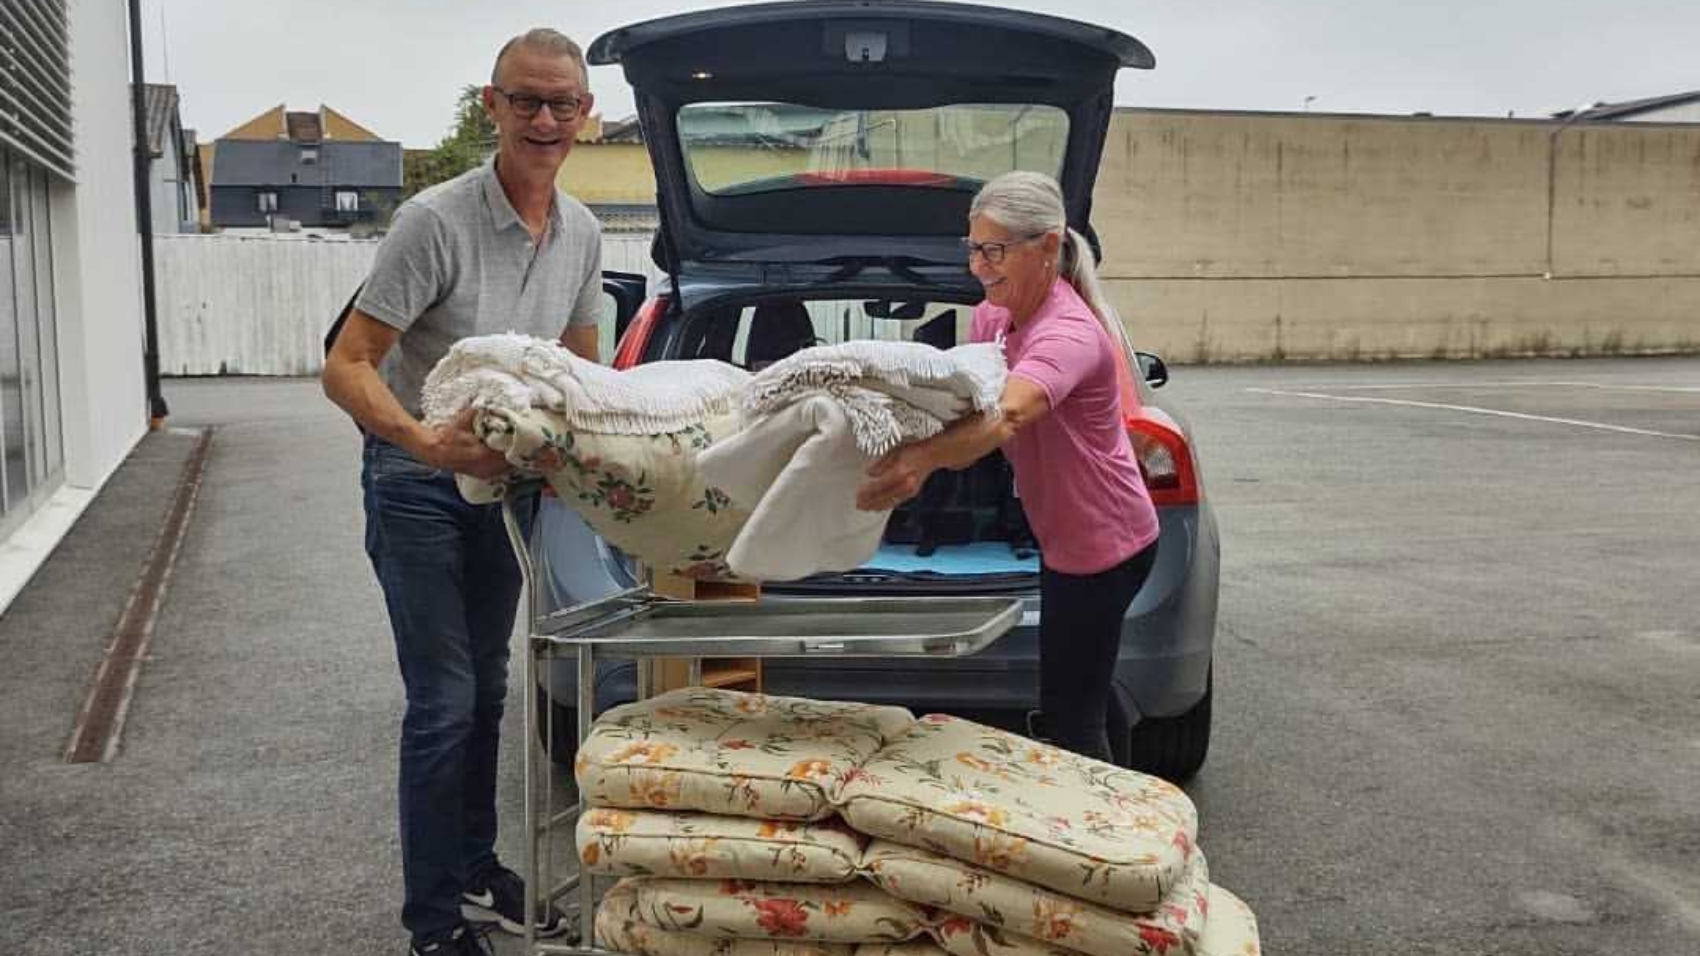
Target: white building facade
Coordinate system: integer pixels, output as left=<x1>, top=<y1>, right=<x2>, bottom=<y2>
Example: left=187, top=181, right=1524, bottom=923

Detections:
left=0, top=0, right=151, bottom=610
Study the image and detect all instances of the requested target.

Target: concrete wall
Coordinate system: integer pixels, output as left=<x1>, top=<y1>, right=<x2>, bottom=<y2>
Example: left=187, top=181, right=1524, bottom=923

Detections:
left=559, top=143, right=657, bottom=204
left=1097, top=109, right=1700, bottom=361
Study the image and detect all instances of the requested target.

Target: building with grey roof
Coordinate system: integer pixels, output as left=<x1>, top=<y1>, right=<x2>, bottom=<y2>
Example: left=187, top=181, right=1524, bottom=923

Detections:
left=208, top=106, right=402, bottom=230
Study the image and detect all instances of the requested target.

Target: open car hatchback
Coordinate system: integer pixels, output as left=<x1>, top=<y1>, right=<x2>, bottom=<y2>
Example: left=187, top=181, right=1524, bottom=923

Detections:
left=538, top=0, right=1218, bottom=782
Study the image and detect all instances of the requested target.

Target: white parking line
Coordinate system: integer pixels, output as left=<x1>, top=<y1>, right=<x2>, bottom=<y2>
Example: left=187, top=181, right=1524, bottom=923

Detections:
left=1266, top=381, right=1700, bottom=393
left=1245, top=387, right=1700, bottom=441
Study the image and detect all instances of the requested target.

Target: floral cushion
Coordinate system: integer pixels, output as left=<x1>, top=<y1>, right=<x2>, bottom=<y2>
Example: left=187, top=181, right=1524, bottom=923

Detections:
left=624, top=877, right=928, bottom=943
left=577, top=688, right=917, bottom=821
left=927, top=890, right=1248, bottom=956
left=853, top=943, right=952, bottom=956
left=465, top=406, right=750, bottom=580
left=599, top=880, right=855, bottom=956
left=929, top=914, right=1087, bottom=956
left=861, top=840, right=1208, bottom=956
left=1195, top=887, right=1260, bottom=956
left=579, top=808, right=867, bottom=883
left=833, top=714, right=1198, bottom=915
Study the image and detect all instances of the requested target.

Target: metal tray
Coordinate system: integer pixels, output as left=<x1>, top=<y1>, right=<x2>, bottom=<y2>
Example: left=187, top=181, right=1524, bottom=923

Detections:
left=536, top=594, right=1022, bottom=658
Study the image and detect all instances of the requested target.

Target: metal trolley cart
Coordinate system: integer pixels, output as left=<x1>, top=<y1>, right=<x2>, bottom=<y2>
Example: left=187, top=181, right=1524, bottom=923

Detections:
left=500, top=486, right=1023, bottom=956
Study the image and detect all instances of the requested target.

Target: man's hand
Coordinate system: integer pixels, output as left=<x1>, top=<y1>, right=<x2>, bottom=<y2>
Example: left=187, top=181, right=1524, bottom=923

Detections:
left=420, top=409, right=511, bottom=481
left=856, top=444, right=936, bottom=512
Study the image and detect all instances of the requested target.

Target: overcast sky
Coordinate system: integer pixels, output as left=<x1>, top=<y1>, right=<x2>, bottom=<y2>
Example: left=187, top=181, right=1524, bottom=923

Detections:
left=141, top=0, right=1696, bottom=147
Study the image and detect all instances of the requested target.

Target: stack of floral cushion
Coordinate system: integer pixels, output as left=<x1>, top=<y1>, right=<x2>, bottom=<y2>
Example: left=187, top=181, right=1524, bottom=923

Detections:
left=576, top=689, right=1260, bottom=956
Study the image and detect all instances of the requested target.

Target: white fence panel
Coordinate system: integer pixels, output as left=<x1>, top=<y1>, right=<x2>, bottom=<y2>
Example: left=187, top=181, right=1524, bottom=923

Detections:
left=156, top=235, right=376, bottom=376
left=157, top=232, right=666, bottom=376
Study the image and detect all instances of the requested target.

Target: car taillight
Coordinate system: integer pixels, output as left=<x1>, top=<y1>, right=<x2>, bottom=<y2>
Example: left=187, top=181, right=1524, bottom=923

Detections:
left=612, top=295, right=669, bottom=370
left=1126, top=410, right=1200, bottom=507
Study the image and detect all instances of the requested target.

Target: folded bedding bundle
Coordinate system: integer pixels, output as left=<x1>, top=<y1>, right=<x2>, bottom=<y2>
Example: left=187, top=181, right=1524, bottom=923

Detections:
left=419, top=333, right=754, bottom=578
left=577, top=689, right=1261, bottom=956
left=420, top=333, right=1014, bottom=580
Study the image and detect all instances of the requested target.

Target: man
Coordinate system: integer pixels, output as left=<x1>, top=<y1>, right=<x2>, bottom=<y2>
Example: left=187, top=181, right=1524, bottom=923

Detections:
left=322, top=28, right=600, bottom=956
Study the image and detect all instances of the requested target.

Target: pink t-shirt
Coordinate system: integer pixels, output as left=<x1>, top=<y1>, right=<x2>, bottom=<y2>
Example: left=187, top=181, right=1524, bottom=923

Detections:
left=971, top=278, right=1159, bottom=575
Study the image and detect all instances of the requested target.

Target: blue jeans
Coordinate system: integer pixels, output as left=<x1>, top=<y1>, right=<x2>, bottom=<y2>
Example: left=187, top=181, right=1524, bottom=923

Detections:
left=361, top=436, right=531, bottom=938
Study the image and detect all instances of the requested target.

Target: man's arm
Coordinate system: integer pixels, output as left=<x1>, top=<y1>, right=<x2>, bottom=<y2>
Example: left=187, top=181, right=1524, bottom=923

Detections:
left=321, top=309, right=510, bottom=479
left=855, top=376, right=1051, bottom=511
left=562, top=218, right=605, bottom=362
left=560, top=323, right=600, bottom=362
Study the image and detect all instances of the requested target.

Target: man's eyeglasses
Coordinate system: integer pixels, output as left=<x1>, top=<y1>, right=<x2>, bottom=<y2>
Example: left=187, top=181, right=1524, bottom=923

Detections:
left=962, top=233, right=1043, bottom=265
left=491, top=87, right=585, bottom=121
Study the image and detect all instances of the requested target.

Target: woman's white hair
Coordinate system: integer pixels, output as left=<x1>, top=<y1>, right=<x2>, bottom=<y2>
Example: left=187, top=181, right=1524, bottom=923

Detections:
left=968, top=171, right=1135, bottom=362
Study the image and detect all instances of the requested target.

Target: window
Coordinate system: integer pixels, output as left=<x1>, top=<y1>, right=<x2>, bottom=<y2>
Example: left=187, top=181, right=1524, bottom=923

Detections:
left=0, top=145, right=67, bottom=522
left=300, top=148, right=318, bottom=165
left=675, top=102, right=1069, bottom=197
left=0, top=1, right=75, bottom=180
left=257, top=191, right=279, bottom=213
left=334, top=190, right=360, bottom=212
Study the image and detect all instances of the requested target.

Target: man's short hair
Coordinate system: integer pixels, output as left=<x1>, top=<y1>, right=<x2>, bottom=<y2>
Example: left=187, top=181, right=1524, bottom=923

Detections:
left=491, top=28, right=587, bottom=87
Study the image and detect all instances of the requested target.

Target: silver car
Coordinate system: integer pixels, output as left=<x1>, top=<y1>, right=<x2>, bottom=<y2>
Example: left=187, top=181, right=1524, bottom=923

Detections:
left=538, top=0, right=1219, bottom=781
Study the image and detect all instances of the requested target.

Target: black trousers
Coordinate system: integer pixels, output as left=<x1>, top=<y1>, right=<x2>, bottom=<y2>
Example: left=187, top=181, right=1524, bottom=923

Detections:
left=1038, top=541, right=1160, bottom=762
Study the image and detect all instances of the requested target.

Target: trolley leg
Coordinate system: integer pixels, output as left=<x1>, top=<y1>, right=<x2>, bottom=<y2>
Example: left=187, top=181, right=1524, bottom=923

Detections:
left=502, top=495, right=544, bottom=954
left=577, top=642, right=596, bottom=947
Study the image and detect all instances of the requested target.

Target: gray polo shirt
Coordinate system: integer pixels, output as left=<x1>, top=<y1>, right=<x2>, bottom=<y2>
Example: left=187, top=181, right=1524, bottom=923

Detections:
left=357, top=156, right=603, bottom=417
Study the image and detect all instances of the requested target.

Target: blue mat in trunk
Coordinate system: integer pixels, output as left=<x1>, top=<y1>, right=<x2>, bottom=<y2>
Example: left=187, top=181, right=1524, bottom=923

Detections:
left=861, top=542, right=1039, bottom=575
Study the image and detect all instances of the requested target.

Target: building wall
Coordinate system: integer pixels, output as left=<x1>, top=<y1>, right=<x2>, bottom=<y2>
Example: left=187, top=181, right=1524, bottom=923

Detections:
left=1095, top=110, right=1700, bottom=361
left=0, top=0, right=154, bottom=613
left=55, top=0, right=148, bottom=491
left=223, top=105, right=286, bottom=141
left=1618, top=103, right=1700, bottom=124
left=559, top=142, right=658, bottom=204
left=148, top=133, right=195, bottom=234
left=211, top=185, right=399, bottom=228
left=321, top=106, right=383, bottom=142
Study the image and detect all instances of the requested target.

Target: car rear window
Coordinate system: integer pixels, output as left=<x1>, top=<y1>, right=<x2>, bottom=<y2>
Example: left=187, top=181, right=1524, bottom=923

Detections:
left=677, top=102, right=1069, bottom=197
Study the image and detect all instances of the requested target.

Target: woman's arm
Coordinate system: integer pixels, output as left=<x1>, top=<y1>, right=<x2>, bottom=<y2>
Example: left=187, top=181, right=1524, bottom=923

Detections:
left=855, top=375, right=1050, bottom=511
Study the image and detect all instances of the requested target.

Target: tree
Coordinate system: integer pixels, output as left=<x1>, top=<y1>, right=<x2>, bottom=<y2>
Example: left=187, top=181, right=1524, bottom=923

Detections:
left=402, top=84, right=496, bottom=199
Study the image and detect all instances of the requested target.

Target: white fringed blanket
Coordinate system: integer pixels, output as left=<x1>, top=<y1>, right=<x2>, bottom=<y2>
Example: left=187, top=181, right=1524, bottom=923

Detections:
left=700, top=341, right=1007, bottom=580
left=421, top=332, right=750, bottom=434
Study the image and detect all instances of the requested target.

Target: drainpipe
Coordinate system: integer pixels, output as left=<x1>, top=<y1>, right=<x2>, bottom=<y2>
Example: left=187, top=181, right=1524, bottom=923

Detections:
left=1544, top=100, right=1602, bottom=280
left=128, top=0, right=169, bottom=427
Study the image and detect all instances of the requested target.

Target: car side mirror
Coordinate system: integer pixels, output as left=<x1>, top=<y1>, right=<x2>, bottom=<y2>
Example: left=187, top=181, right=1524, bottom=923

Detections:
left=1136, top=351, right=1169, bottom=389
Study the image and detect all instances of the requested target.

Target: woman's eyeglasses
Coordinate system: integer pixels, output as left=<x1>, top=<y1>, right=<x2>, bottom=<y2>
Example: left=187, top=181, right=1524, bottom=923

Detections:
left=962, top=233, right=1043, bottom=265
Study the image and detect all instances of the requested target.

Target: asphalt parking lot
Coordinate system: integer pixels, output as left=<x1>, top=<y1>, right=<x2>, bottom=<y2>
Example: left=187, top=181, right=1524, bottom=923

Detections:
left=1167, top=357, right=1700, bottom=954
left=2, top=357, right=1696, bottom=955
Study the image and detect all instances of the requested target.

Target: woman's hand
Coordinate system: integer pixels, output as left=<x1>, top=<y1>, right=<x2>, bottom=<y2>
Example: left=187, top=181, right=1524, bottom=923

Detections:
left=856, top=444, right=937, bottom=512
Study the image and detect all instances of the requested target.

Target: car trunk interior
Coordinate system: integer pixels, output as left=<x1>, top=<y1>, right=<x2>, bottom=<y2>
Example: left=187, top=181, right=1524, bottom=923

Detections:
left=671, top=294, right=1042, bottom=594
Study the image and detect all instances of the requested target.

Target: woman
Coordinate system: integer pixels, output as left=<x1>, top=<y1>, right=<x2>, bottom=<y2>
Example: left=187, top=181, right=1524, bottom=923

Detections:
left=855, top=171, right=1160, bottom=763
